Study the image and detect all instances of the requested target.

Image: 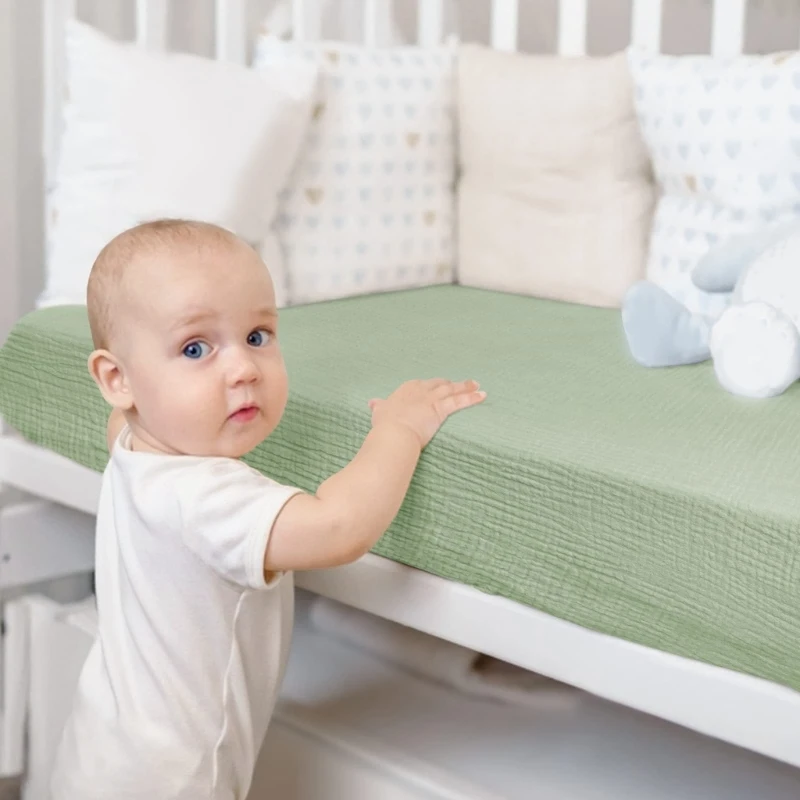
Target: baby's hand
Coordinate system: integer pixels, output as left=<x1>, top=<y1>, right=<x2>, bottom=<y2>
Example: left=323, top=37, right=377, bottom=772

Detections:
left=368, top=378, right=486, bottom=449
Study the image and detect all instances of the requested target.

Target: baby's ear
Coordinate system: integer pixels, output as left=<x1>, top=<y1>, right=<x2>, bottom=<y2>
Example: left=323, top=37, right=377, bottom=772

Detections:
left=87, top=350, right=134, bottom=411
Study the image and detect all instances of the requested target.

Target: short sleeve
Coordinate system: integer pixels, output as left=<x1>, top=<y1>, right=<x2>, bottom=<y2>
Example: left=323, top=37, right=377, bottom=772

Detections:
left=175, top=457, right=303, bottom=590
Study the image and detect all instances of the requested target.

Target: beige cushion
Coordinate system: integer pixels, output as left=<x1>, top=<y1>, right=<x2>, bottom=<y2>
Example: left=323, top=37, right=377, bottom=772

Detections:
left=456, top=45, right=656, bottom=308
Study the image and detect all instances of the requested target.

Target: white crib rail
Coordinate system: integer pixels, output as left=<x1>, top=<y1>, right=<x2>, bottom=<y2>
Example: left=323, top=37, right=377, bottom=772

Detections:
left=135, top=0, right=168, bottom=50
left=558, top=0, right=588, bottom=56
left=215, top=0, right=247, bottom=62
left=630, top=0, right=663, bottom=51
left=43, top=0, right=75, bottom=191
left=490, top=0, right=519, bottom=52
left=363, top=0, right=392, bottom=47
left=711, top=0, right=747, bottom=57
left=40, top=0, right=775, bottom=166
left=417, top=0, right=444, bottom=47
left=35, top=0, right=798, bottom=274
left=291, top=0, right=322, bottom=42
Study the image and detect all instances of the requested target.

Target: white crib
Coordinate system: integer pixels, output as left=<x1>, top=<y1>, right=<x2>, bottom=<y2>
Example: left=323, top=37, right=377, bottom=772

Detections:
left=2, top=1, right=800, bottom=798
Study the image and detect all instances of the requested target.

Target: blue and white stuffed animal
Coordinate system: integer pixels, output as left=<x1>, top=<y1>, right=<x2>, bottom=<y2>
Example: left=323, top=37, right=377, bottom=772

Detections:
left=622, top=221, right=800, bottom=398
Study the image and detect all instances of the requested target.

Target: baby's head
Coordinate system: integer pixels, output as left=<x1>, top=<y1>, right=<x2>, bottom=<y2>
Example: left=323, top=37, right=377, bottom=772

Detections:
left=87, top=219, right=288, bottom=458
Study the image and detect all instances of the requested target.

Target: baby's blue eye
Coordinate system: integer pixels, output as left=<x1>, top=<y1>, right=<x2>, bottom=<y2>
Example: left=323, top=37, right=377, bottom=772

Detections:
left=247, top=329, right=271, bottom=347
left=182, top=341, right=210, bottom=359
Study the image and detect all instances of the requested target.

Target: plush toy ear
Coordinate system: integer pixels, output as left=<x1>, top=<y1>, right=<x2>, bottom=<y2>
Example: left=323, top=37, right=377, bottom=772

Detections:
left=693, top=222, right=795, bottom=294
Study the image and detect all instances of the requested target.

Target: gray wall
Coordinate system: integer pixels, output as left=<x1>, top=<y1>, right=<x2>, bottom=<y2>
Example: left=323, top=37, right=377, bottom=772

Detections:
left=1, top=0, right=800, bottom=343
left=0, top=2, right=19, bottom=345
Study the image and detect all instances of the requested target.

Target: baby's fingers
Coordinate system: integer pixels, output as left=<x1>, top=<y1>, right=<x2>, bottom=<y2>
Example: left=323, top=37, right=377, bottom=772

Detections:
left=435, top=387, right=486, bottom=419
left=432, top=379, right=481, bottom=399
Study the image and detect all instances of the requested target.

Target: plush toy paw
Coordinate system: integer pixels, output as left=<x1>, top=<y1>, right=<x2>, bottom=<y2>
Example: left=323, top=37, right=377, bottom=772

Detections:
left=622, top=281, right=713, bottom=367
left=709, top=301, right=800, bottom=399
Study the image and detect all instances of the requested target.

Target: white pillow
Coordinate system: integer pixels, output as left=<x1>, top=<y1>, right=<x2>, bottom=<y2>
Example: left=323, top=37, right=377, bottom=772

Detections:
left=628, top=48, right=800, bottom=318
left=42, top=20, right=319, bottom=309
left=252, top=34, right=457, bottom=305
left=457, top=45, right=655, bottom=308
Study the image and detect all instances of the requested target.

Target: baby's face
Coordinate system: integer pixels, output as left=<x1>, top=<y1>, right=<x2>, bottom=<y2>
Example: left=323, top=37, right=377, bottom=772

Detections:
left=118, top=242, right=288, bottom=458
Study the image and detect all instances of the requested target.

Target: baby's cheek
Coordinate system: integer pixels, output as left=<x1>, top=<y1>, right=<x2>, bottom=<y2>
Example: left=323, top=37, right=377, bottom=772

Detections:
left=265, top=372, right=289, bottom=422
left=182, top=377, right=220, bottom=415
left=159, top=375, right=207, bottom=426
left=268, top=360, right=289, bottom=399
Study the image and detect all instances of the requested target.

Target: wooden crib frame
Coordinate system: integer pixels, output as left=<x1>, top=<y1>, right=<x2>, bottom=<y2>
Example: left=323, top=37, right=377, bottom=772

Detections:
left=0, top=0, right=799, bottom=785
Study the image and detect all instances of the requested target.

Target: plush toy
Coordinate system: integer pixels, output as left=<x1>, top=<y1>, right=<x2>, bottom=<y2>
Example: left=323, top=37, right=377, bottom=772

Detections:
left=622, top=220, right=800, bottom=398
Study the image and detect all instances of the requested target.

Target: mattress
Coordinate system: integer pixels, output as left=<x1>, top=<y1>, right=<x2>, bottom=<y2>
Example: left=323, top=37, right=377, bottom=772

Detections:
left=1, top=286, right=800, bottom=694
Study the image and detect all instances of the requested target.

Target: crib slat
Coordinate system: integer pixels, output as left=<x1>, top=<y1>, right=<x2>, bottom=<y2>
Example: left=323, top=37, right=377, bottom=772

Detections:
left=557, top=0, right=588, bottom=56
left=215, top=0, right=247, bottom=63
left=291, top=0, right=322, bottom=42
left=490, top=0, right=519, bottom=51
left=135, top=0, right=168, bottom=51
left=630, top=0, right=662, bottom=51
left=417, top=0, right=444, bottom=46
left=363, top=0, right=393, bottom=46
left=710, top=0, right=747, bottom=57
left=43, top=0, right=76, bottom=188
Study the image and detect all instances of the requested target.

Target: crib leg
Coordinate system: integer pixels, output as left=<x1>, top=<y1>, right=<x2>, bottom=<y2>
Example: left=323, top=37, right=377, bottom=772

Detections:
left=0, top=597, right=29, bottom=778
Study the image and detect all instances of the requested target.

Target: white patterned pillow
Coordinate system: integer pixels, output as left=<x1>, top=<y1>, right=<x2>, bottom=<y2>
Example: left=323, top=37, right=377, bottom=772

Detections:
left=252, top=35, right=457, bottom=305
left=628, top=48, right=800, bottom=317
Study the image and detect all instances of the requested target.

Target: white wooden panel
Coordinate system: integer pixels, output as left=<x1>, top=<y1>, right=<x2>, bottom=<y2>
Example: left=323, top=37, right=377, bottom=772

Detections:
left=135, top=0, right=168, bottom=50
left=0, top=500, right=95, bottom=589
left=710, top=0, right=747, bottom=57
left=43, top=0, right=75, bottom=187
left=557, top=0, right=588, bottom=56
left=0, top=438, right=101, bottom=518
left=630, top=0, right=663, bottom=52
left=363, top=0, right=393, bottom=46
left=297, top=555, right=800, bottom=772
left=292, top=0, right=322, bottom=42
left=417, top=0, right=444, bottom=46
left=490, top=0, right=519, bottom=51
left=215, top=0, right=248, bottom=63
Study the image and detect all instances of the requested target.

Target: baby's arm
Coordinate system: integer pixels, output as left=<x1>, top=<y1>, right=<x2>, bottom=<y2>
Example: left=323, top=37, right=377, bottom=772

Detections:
left=265, top=379, right=486, bottom=573
left=106, top=408, right=126, bottom=453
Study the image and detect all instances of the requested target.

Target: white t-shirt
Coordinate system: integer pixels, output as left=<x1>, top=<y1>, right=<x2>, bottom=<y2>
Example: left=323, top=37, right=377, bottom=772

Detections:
left=51, top=426, right=303, bottom=800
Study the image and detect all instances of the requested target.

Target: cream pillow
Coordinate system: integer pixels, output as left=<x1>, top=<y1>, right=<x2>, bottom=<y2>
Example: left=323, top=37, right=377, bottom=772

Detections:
left=42, top=20, right=319, bottom=309
left=456, top=44, right=656, bottom=308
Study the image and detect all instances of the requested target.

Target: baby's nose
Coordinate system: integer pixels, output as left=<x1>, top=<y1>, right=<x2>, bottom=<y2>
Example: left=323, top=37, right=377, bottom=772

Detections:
left=228, top=350, right=260, bottom=384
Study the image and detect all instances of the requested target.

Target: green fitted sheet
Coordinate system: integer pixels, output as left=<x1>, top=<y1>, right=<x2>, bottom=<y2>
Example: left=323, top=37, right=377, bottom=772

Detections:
left=2, top=286, right=800, bottom=693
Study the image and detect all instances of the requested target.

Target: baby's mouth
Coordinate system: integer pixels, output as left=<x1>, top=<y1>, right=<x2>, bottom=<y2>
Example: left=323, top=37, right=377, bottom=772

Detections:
left=228, top=404, right=259, bottom=423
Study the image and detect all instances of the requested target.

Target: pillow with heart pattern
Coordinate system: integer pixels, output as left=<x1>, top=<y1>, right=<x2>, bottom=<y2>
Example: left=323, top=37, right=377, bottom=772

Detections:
left=629, top=47, right=800, bottom=317
left=253, top=33, right=457, bottom=305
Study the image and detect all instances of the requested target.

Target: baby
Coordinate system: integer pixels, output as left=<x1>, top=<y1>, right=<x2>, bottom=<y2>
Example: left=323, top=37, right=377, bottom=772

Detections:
left=50, top=219, right=485, bottom=799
